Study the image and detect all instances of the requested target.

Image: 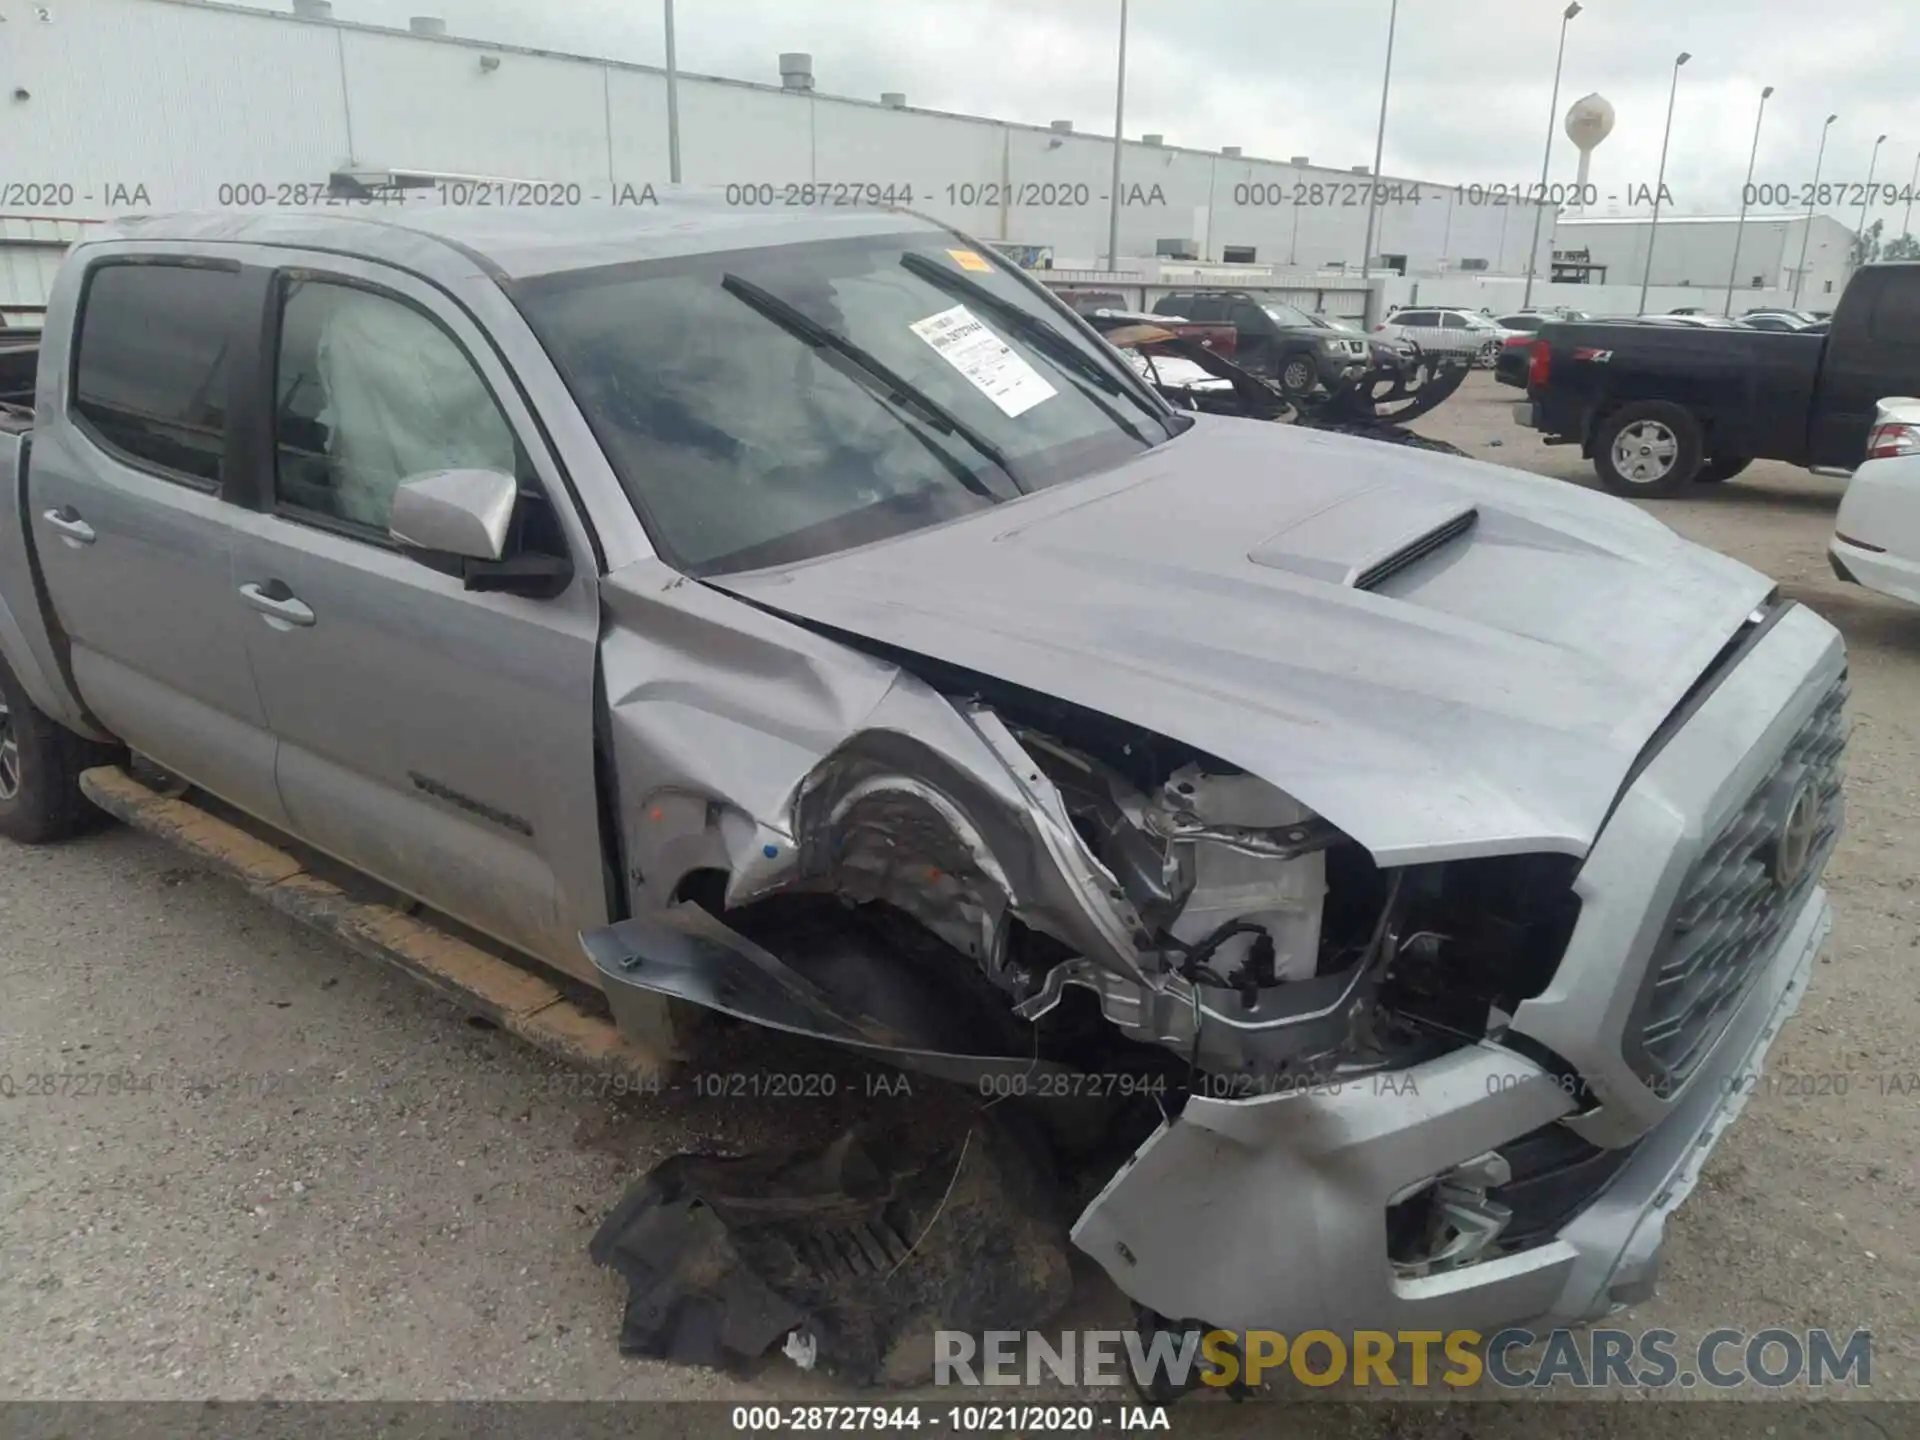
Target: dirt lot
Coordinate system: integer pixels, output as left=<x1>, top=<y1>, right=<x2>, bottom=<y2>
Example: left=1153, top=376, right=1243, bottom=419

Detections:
left=2, top=373, right=1915, bottom=1421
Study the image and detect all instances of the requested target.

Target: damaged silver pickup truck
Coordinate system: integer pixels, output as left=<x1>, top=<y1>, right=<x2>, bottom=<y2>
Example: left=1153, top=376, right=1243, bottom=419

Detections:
left=0, top=200, right=1845, bottom=1353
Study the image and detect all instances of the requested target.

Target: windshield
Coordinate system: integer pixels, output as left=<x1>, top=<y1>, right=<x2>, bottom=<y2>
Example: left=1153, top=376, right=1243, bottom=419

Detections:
left=1261, top=302, right=1316, bottom=327
left=516, top=229, right=1176, bottom=575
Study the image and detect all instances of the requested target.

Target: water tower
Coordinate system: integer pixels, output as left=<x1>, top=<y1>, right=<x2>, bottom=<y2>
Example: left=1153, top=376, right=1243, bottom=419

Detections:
left=1565, top=94, right=1616, bottom=208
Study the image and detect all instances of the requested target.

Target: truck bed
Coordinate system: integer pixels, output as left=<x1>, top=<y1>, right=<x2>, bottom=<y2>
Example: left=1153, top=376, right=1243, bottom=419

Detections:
left=1529, top=321, right=1826, bottom=467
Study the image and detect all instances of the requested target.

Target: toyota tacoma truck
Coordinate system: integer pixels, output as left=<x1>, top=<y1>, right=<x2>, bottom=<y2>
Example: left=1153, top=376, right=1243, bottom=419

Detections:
left=0, top=201, right=1847, bottom=1342
left=1514, top=260, right=1920, bottom=498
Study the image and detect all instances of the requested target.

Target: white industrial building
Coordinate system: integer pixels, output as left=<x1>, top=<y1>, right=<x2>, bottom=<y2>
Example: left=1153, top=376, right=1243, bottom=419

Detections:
left=1552, top=213, right=1859, bottom=307
left=0, top=0, right=1557, bottom=314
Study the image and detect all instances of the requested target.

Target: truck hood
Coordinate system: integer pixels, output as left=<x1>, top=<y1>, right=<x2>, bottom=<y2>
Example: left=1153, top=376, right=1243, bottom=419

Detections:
left=715, top=416, right=1774, bottom=864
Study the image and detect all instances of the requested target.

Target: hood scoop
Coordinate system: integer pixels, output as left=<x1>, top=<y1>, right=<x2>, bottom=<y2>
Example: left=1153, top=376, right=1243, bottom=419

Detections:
left=1248, top=485, right=1478, bottom=591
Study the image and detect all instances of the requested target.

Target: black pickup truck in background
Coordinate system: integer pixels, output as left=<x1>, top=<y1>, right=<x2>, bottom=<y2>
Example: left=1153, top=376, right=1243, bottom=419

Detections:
left=1515, top=261, right=1920, bottom=497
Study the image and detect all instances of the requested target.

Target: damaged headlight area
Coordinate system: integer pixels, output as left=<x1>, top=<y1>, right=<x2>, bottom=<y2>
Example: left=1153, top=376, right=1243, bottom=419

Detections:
left=1003, top=731, right=1584, bottom=1089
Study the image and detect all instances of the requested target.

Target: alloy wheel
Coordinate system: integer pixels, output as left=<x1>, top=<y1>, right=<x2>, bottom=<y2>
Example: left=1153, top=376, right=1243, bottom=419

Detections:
left=1612, top=420, right=1680, bottom=484
left=0, top=695, right=18, bottom=802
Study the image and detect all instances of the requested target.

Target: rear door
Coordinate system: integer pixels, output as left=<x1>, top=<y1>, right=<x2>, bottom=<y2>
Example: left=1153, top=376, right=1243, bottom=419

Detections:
left=1811, top=268, right=1920, bottom=470
left=226, top=258, right=610, bottom=979
left=27, top=255, right=288, bottom=825
left=1391, top=309, right=1441, bottom=353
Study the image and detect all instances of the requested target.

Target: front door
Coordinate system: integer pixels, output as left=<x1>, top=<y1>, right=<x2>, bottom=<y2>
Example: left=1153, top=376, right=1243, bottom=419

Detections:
left=1230, top=302, right=1277, bottom=374
left=226, top=258, right=610, bottom=980
left=28, top=255, right=287, bottom=826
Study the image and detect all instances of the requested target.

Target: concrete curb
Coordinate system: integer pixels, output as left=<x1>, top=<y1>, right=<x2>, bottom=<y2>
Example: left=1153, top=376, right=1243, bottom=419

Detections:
left=79, top=765, right=675, bottom=1086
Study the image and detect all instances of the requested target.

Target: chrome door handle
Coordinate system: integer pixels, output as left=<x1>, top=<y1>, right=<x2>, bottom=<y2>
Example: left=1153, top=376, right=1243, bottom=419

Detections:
left=42, top=508, right=96, bottom=546
left=239, top=582, right=316, bottom=629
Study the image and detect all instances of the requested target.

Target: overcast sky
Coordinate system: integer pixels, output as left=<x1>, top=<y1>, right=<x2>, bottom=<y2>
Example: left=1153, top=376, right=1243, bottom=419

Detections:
left=251, top=0, right=1920, bottom=228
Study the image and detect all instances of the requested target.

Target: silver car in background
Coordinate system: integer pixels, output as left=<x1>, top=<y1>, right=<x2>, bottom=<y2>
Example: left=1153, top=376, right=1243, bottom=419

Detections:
left=1376, top=306, right=1525, bottom=367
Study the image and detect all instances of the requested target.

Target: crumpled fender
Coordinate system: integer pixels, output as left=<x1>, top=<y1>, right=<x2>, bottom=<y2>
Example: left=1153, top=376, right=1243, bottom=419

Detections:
left=595, top=561, right=1157, bottom=985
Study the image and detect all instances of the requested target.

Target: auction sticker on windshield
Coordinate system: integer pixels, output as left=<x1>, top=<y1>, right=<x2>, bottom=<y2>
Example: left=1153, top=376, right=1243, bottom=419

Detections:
left=910, top=304, right=1057, bottom=417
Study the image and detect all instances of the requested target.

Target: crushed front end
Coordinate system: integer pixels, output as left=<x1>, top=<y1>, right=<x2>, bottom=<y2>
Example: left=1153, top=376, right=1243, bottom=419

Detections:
left=1071, top=601, right=1846, bottom=1334
left=584, top=576, right=1845, bottom=1343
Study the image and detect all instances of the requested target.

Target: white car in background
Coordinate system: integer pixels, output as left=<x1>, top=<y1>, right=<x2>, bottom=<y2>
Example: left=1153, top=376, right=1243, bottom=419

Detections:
left=1830, top=398, right=1920, bottom=604
left=1374, top=307, right=1523, bottom=368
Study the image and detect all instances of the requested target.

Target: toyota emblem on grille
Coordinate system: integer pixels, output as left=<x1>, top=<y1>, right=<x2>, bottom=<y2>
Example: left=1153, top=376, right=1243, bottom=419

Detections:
left=1768, top=777, right=1821, bottom=890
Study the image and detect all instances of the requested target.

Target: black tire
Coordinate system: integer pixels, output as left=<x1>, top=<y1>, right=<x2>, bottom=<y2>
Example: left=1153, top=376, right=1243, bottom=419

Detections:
left=1697, top=455, right=1753, bottom=483
left=0, top=659, right=113, bottom=844
left=1593, top=401, right=1705, bottom=499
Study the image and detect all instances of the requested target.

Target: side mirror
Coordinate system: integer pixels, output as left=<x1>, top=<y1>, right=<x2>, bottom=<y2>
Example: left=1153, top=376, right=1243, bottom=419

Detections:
left=389, top=468, right=518, bottom=562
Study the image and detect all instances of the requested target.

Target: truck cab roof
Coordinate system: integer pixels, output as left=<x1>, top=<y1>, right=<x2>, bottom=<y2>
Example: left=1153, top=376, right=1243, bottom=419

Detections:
left=90, top=194, right=942, bottom=282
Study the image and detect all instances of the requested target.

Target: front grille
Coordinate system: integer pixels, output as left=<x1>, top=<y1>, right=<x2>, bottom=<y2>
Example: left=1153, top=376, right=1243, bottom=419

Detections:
left=1626, top=675, right=1849, bottom=1093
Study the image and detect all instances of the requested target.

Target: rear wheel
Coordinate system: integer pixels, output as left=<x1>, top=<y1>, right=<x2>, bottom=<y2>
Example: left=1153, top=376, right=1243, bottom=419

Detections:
left=1279, top=354, right=1317, bottom=394
left=0, top=660, right=114, bottom=844
left=1475, top=340, right=1500, bottom=369
left=1593, top=402, right=1704, bottom=499
left=1697, top=455, right=1753, bottom=483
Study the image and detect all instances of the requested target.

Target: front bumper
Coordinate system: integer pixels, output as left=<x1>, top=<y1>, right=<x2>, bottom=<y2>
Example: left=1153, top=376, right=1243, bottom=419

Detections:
left=1072, top=602, right=1847, bottom=1335
left=1318, top=351, right=1370, bottom=384
left=1071, top=890, right=1825, bottom=1333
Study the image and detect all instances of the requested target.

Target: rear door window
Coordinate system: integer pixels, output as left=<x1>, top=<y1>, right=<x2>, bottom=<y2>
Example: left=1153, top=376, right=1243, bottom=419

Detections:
left=71, top=262, right=239, bottom=487
left=1867, top=276, right=1920, bottom=343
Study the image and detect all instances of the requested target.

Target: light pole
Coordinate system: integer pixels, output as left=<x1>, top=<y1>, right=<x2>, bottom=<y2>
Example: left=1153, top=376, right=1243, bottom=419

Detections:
left=1637, top=50, right=1690, bottom=314
left=1522, top=2, right=1581, bottom=312
left=1793, top=114, right=1838, bottom=307
left=1903, top=148, right=1920, bottom=248
left=1359, top=0, right=1400, bottom=304
left=1856, top=133, right=1887, bottom=271
left=664, top=0, right=682, bottom=184
left=1105, top=0, right=1129, bottom=271
left=1722, top=85, right=1773, bottom=316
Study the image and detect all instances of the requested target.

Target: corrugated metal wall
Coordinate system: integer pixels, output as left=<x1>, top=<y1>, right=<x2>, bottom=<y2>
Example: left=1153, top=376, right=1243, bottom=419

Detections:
left=0, top=217, right=97, bottom=318
left=0, top=0, right=1558, bottom=304
left=1555, top=215, right=1856, bottom=299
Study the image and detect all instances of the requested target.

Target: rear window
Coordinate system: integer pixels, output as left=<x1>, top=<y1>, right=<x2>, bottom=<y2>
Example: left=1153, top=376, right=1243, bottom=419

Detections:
left=1867, top=273, right=1920, bottom=343
left=1261, top=302, right=1315, bottom=327
left=72, top=262, right=237, bottom=485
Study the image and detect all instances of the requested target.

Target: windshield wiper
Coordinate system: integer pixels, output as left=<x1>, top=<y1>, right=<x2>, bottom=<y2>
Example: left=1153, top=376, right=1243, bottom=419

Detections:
left=720, top=272, right=1023, bottom=497
left=898, top=252, right=1168, bottom=442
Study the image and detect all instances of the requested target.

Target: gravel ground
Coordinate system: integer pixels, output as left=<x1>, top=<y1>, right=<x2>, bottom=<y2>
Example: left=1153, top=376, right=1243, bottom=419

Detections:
left=2, top=373, right=1914, bottom=1421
